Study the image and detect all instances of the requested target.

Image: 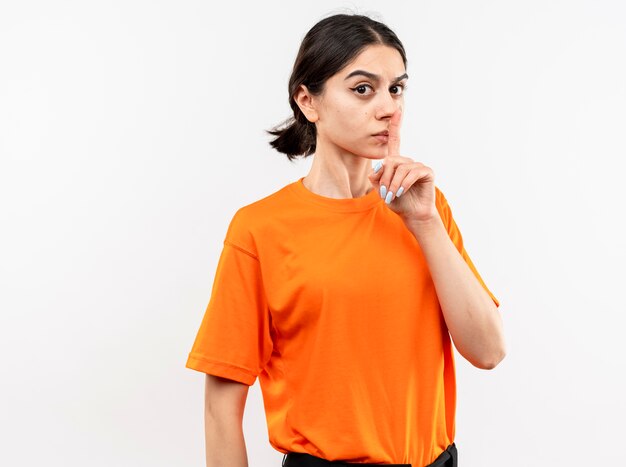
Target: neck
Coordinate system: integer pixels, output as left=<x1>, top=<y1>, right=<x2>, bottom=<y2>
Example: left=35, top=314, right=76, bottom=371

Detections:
left=303, top=137, right=379, bottom=199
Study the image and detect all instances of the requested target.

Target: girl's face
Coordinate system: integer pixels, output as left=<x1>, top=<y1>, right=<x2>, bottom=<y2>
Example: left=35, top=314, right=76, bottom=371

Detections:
left=299, top=44, right=407, bottom=160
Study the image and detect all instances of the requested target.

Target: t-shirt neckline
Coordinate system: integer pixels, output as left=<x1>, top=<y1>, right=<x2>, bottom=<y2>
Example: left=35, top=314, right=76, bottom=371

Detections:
left=289, top=176, right=382, bottom=212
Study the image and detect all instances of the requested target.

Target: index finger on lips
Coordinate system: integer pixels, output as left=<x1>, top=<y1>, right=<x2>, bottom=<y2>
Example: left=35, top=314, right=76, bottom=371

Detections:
left=387, top=106, right=402, bottom=157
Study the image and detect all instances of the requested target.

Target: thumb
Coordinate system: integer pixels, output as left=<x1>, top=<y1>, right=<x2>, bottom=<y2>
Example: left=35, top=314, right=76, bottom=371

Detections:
left=368, top=160, right=384, bottom=187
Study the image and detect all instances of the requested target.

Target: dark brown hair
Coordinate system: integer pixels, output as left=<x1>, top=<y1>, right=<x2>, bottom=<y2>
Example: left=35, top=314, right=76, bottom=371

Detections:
left=266, top=13, right=407, bottom=161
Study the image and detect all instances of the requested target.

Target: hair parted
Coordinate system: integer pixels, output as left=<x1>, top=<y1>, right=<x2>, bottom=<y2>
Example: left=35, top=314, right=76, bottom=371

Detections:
left=265, top=11, right=407, bottom=161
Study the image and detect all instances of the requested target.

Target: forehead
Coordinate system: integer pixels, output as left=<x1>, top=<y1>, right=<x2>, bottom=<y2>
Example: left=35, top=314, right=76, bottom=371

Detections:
left=338, top=44, right=406, bottom=81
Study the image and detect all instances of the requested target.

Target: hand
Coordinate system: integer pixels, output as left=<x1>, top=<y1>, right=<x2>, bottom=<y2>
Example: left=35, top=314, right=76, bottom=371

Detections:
left=367, top=107, right=438, bottom=223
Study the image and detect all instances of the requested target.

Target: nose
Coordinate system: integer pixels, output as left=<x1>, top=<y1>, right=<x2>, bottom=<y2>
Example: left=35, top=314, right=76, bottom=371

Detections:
left=376, top=89, right=401, bottom=120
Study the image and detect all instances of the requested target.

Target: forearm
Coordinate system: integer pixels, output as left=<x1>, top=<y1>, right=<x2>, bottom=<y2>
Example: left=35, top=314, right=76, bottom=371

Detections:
left=205, top=411, right=248, bottom=467
left=405, top=215, right=506, bottom=369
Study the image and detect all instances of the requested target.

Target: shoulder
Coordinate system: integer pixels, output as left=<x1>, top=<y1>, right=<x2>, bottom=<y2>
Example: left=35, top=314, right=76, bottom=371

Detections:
left=224, top=183, right=294, bottom=253
left=434, top=184, right=450, bottom=206
left=434, top=184, right=451, bottom=222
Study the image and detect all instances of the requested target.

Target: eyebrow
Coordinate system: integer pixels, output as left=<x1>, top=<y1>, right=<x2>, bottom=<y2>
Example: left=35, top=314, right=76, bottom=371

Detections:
left=344, top=70, right=409, bottom=83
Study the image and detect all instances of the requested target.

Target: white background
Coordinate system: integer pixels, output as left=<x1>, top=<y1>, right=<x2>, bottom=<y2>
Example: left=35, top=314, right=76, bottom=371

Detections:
left=1, top=1, right=625, bottom=466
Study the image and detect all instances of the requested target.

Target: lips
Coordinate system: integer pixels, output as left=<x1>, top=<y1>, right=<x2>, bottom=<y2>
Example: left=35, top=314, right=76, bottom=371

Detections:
left=374, top=130, right=389, bottom=136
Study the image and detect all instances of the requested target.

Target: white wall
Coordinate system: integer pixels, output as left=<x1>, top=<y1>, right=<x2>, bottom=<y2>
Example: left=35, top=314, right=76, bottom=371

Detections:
left=1, top=1, right=624, bottom=466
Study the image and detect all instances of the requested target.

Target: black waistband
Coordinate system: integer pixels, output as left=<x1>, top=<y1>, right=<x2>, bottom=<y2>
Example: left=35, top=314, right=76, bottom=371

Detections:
left=282, top=442, right=457, bottom=467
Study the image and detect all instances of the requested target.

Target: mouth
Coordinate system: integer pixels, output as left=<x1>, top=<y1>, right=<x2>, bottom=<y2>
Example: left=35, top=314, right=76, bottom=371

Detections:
left=373, top=130, right=389, bottom=136
left=373, top=133, right=389, bottom=143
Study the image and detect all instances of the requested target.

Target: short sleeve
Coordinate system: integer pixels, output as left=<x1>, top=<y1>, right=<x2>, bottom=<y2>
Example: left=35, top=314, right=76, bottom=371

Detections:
left=435, top=187, right=501, bottom=308
left=185, top=214, right=274, bottom=385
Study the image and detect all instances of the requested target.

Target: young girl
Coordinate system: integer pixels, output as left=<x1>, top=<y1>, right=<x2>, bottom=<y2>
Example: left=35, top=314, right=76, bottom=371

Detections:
left=186, top=12, right=505, bottom=467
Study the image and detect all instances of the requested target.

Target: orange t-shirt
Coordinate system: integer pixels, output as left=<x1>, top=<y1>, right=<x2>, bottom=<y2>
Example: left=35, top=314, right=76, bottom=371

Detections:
left=186, top=176, right=500, bottom=466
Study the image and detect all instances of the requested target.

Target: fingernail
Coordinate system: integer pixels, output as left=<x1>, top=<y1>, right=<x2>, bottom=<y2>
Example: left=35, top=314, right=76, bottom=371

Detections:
left=385, top=191, right=393, bottom=204
left=396, top=186, right=404, bottom=197
left=373, top=161, right=383, bottom=173
left=380, top=185, right=387, bottom=199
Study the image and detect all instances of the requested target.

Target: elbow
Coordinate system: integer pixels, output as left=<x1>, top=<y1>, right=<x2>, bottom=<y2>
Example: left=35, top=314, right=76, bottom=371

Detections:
left=475, top=347, right=507, bottom=370
left=476, top=311, right=507, bottom=370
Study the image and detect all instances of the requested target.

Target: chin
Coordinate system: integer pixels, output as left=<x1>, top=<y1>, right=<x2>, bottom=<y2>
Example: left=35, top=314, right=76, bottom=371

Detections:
left=347, top=145, right=384, bottom=160
left=354, top=152, right=379, bottom=159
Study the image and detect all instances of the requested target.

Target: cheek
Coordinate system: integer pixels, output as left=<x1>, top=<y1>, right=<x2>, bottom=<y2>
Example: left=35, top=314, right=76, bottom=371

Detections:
left=335, top=105, right=369, bottom=132
left=320, top=94, right=373, bottom=144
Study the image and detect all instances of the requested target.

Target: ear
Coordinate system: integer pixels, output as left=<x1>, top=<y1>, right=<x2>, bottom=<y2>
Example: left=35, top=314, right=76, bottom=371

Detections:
left=294, top=84, right=319, bottom=123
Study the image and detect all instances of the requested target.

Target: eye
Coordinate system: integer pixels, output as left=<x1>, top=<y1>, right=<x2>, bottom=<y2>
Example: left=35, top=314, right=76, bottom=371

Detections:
left=350, top=83, right=408, bottom=97
left=351, top=84, right=374, bottom=95
left=391, top=83, right=407, bottom=96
